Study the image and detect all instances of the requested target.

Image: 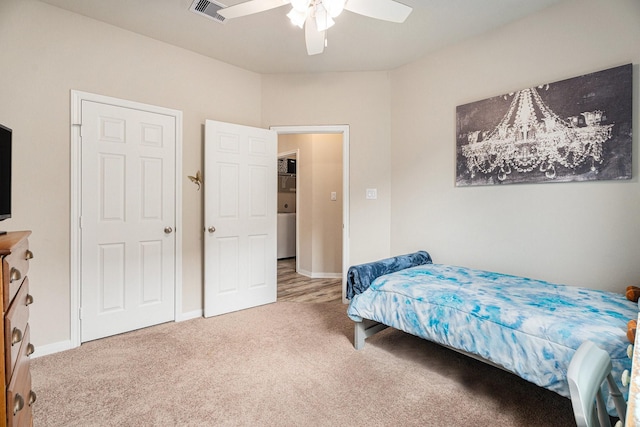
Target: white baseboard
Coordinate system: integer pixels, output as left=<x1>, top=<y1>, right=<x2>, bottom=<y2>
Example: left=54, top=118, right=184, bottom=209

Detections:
left=177, top=309, right=203, bottom=321
left=33, top=311, right=203, bottom=358
left=32, top=340, right=74, bottom=358
left=296, top=268, right=342, bottom=279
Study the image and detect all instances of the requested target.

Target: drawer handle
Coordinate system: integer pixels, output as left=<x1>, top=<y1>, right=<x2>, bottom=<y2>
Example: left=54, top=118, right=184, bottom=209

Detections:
left=26, top=343, right=35, bottom=357
left=11, top=327, right=23, bottom=346
left=29, top=390, right=37, bottom=406
left=10, top=267, right=21, bottom=282
left=25, top=294, right=34, bottom=306
left=25, top=249, right=34, bottom=260
left=13, top=393, right=24, bottom=415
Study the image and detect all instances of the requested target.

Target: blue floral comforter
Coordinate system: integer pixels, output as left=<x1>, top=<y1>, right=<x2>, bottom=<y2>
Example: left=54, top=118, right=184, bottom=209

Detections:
left=347, top=263, right=637, bottom=399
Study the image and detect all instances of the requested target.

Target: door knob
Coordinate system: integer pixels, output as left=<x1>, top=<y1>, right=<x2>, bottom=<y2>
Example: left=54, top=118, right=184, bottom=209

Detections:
left=208, top=226, right=216, bottom=234
left=164, top=227, right=173, bottom=234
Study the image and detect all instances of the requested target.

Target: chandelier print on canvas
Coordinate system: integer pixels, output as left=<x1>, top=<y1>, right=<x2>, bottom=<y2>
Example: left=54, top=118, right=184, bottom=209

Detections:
left=455, top=64, right=632, bottom=186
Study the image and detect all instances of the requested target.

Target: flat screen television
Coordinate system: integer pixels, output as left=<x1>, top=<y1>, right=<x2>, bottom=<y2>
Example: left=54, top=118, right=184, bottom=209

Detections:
left=0, top=124, right=11, bottom=234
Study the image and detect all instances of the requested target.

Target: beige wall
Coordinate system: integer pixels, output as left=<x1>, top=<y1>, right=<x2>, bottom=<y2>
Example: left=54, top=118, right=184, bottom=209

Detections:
left=262, top=72, right=393, bottom=268
left=278, top=134, right=343, bottom=276
left=0, top=0, right=262, bottom=348
left=310, top=134, right=343, bottom=276
left=3, top=0, right=639, bottom=351
left=389, top=0, right=640, bottom=291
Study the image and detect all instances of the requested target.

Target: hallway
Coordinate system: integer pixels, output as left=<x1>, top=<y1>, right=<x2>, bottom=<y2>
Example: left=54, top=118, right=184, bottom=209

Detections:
left=277, top=258, right=342, bottom=303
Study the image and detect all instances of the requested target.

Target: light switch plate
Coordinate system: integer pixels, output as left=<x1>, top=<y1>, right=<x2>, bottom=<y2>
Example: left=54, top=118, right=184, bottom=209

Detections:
left=366, top=188, right=377, bottom=200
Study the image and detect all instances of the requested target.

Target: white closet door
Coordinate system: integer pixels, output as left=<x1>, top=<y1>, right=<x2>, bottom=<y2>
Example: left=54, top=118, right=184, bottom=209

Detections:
left=80, top=100, right=176, bottom=342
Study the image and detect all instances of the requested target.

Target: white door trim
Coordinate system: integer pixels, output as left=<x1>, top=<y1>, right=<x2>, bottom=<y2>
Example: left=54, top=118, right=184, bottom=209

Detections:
left=70, top=90, right=183, bottom=349
left=270, top=125, right=350, bottom=303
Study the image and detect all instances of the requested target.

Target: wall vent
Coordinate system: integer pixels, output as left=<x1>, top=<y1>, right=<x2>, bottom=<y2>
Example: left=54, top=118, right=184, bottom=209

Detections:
left=189, top=0, right=227, bottom=24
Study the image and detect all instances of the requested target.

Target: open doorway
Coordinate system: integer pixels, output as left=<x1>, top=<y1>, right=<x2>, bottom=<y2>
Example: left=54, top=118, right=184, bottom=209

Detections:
left=277, top=150, right=297, bottom=261
left=272, top=125, right=350, bottom=303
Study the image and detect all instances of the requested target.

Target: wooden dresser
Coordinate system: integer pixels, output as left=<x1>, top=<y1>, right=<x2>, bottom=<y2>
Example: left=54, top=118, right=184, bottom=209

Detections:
left=0, top=231, right=35, bottom=427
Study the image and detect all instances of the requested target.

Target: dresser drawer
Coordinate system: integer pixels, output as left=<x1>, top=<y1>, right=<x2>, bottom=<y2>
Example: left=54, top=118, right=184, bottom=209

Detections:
left=2, top=236, right=31, bottom=310
left=5, top=280, right=32, bottom=381
left=6, top=349, right=33, bottom=427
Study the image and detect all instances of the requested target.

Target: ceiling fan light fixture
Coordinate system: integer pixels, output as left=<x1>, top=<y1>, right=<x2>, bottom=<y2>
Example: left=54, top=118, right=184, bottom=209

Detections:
left=290, top=0, right=311, bottom=12
left=314, top=4, right=334, bottom=32
left=322, top=0, right=345, bottom=18
left=216, top=0, right=413, bottom=57
left=287, top=7, right=307, bottom=28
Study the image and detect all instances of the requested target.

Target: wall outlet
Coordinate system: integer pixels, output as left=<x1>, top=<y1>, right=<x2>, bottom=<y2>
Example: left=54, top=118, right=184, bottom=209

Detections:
left=330, top=192, right=337, bottom=201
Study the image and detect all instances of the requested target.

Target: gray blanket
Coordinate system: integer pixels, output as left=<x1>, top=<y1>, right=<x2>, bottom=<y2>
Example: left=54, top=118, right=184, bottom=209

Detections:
left=346, top=251, right=432, bottom=299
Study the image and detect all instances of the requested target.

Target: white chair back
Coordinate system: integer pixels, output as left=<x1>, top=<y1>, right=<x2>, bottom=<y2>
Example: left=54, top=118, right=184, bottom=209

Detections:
left=567, top=341, right=627, bottom=427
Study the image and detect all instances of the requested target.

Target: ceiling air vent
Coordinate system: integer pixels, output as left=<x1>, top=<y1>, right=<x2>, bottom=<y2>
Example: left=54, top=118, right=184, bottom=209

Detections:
left=190, top=0, right=227, bottom=24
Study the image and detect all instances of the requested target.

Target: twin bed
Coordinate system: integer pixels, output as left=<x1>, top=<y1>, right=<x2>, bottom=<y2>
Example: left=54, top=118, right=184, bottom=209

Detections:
left=346, top=251, right=637, bottom=403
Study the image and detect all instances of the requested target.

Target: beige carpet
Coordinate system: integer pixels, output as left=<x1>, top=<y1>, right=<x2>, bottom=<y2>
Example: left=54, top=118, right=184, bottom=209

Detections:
left=31, top=301, right=575, bottom=426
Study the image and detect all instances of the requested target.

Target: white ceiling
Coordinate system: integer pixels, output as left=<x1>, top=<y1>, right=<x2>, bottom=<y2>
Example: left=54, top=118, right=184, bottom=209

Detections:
left=37, top=0, right=563, bottom=74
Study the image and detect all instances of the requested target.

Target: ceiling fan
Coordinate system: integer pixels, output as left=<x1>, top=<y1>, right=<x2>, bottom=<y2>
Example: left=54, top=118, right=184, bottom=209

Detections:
left=218, top=0, right=413, bottom=55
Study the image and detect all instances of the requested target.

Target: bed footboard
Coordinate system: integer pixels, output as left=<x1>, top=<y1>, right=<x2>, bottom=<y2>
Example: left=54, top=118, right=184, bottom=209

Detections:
left=354, top=319, right=388, bottom=350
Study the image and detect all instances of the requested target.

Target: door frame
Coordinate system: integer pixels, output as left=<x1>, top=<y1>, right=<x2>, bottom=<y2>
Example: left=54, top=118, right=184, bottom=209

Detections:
left=271, top=125, right=350, bottom=303
left=69, top=90, right=183, bottom=349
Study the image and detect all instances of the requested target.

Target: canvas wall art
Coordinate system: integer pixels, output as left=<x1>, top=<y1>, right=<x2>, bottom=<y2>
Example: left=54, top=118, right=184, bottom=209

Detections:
left=455, top=64, right=632, bottom=186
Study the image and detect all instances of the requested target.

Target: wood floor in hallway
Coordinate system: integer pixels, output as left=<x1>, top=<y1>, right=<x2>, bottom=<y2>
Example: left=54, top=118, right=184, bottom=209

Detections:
left=277, top=258, right=342, bottom=303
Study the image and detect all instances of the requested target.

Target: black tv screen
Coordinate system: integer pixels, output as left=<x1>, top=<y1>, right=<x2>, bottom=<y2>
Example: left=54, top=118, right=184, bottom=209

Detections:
left=0, top=124, right=11, bottom=222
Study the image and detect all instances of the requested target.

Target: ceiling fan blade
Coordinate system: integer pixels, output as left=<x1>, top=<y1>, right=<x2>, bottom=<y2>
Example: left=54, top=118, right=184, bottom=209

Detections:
left=217, top=0, right=289, bottom=19
left=344, top=0, right=412, bottom=23
left=305, top=14, right=325, bottom=55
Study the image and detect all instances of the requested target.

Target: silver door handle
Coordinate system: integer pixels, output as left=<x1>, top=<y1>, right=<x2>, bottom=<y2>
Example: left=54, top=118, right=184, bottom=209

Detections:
left=164, top=227, right=173, bottom=234
left=208, top=226, right=216, bottom=234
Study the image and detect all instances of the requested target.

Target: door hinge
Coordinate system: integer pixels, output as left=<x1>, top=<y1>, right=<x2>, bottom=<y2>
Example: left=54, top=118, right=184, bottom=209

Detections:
left=79, top=307, right=83, bottom=320
left=79, top=216, right=83, bottom=229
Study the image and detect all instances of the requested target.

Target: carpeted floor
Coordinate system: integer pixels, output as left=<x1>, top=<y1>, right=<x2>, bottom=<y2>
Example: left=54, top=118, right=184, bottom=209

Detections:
left=31, top=301, right=575, bottom=426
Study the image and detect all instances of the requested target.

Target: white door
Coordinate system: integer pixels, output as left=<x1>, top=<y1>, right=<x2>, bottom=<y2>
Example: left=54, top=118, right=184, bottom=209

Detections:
left=204, top=120, right=277, bottom=317
left=80, top=100, right=176, bottom=342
